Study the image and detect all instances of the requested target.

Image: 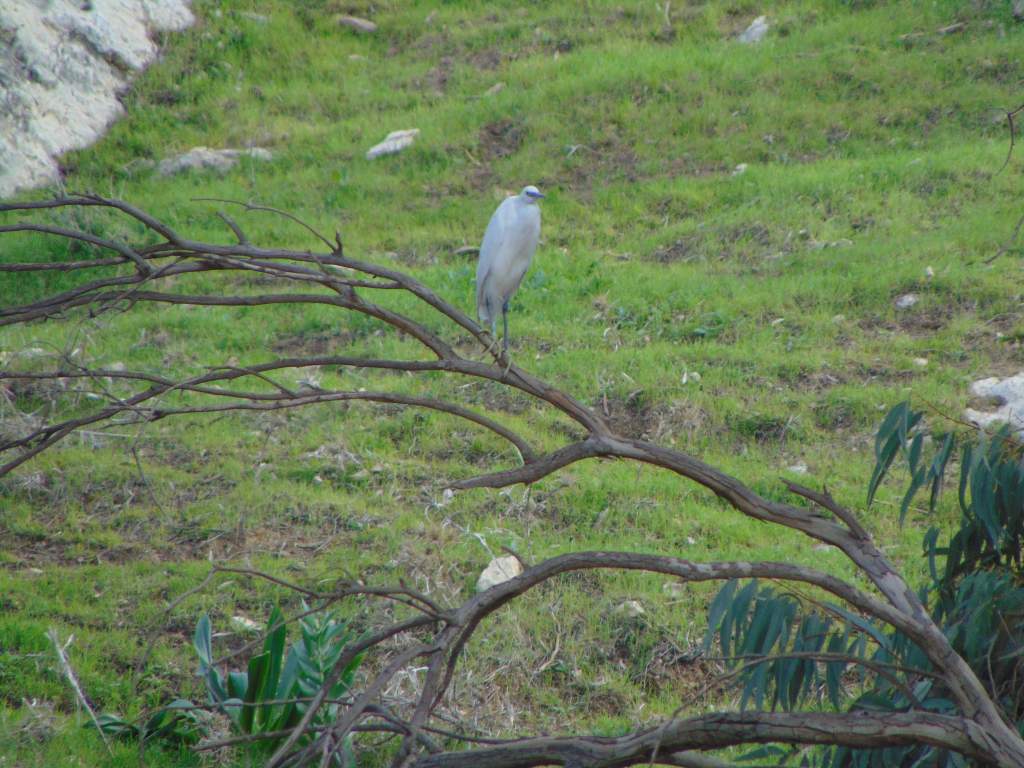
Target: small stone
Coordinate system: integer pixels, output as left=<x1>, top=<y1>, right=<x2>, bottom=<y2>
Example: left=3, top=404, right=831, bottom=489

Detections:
left=613, top=600, right=646, bottom=618
left=484, top=82, right=506, bottom=97
left=336, top=15, right=377, bottom=33
left=476, top=555, right=522, bottom=592
left=738, top=15, right=769, bottom=43
left=158, top=146, right=272, bottom=176
left=231, top=615, right=262, bottom=633
left=366, top=129, right=420, bottom=159
left=787, top=462, right=808, bottom=475
left=732, top=163, right=748, bottom=175
left=912, top=357, right=929, bottom=367
left=349, top=54, right=367, bottom=61
left=239, top=11, right=269, bottom=24
left=894, top=293, right=919, bottom=310
left=663, top=582, right=686, bottom=597
left=681, top=371, right=701, bottom=384
left=964, top=372, right=1024, bottom=437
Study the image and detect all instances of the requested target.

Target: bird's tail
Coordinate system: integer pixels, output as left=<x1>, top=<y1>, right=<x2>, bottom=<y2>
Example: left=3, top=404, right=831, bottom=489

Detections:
left=476, top=283, right=493, bottom=326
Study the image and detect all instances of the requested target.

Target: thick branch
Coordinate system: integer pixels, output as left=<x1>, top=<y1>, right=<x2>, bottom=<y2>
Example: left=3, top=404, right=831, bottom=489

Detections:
left=412, top=712, right=987, bottom=768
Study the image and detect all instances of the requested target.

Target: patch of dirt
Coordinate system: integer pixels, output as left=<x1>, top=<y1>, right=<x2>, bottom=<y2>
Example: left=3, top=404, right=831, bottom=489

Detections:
left=272, top=329, right=354, bottom=356
left=790, top=369, right=846, bottom=392
left=858, top=299, right=966, bottom=339
left=468, top=47, right=502, bottom=70
left=652, top=234, right=703, bottom=263
left=598, top=391, right=655, bottom=440
left=468, top=380, right=534, bottom=415
left=478, top=119, right=525, bottom=161
left=417, top=56, right=453, bottom=95
left=597, top=393, right=708, bottom=443
left=646, top=221, right=777, bottom=264
left=564, top=138, right=639, bottom=198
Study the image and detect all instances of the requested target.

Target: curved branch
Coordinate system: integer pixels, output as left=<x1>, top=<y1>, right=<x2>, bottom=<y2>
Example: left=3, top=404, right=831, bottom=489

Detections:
left=412, top=712, right=987, bottom=768
left=145, top=389, right=535, bottom=462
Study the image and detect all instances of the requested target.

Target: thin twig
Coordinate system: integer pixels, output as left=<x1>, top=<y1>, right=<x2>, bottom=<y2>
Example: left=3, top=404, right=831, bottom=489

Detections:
left=47, top=629, right=113, bottom=755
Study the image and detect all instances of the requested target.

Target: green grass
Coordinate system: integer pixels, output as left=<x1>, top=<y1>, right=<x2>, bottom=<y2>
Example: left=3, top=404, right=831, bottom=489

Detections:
left=2, top=0, right=1023, bottom=763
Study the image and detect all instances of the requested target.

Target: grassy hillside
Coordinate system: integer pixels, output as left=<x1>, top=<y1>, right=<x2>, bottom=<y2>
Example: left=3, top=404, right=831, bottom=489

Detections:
left=1, top=0, right=1022, bottom=764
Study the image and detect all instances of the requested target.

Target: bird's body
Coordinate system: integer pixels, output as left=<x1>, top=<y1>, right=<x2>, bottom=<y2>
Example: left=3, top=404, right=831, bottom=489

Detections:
left=476, top=185, right=544, bottom=351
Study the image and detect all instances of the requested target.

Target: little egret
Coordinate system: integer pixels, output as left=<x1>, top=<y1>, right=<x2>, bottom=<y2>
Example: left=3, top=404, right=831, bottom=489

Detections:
left=475, top=185, right=544, bottom=354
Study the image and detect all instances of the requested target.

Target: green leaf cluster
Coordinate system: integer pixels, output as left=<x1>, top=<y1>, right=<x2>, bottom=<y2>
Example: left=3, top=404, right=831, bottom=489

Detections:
left=705, top=404, right=1024, bottom=767
left=94, top=603, right=363, bottom=764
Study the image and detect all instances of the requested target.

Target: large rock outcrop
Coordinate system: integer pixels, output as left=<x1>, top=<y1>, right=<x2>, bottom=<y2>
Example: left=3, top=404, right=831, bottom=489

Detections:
left=0, top=1, right=194, bottom=198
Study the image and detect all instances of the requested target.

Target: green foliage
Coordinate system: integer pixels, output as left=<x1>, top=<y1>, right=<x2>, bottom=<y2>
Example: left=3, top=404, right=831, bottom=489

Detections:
left=90, top=700, right=208, bottom=745
left=95, top=605, right=362, bottom=764
left=706, top=403, right=1024, bottom=766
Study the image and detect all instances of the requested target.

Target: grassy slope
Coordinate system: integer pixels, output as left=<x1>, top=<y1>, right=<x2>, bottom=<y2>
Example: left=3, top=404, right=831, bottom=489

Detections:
left=1, top=0, right=1023, bottom=764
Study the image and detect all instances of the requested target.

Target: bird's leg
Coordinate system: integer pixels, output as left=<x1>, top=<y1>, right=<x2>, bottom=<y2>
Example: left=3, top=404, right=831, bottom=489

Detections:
left=501, top=301, right=513, bottom=377
left=502, top=301, right=510, bottom=353
left=480, top=320, right=500, bottom=358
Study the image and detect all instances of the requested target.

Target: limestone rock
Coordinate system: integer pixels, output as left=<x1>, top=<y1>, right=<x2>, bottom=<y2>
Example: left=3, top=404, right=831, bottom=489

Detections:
left=894, top=293, right=919, bottom=310
left=157, top=146, right=272, bottom=175
left=336, top=15, right=377, bottom=33
left=0, top=0, right=194, bottom=198
left=964, top=372, right=1024, bottom=437
left=738, top=15, right=769, bottom=43
left=475, top=555, right=522, bottom=592
left=366, top=129, right=420, bottom=159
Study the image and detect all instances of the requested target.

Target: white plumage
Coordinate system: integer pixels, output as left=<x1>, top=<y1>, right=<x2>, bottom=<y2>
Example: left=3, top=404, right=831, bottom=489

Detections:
left=475, top=185, right=544, bottom=351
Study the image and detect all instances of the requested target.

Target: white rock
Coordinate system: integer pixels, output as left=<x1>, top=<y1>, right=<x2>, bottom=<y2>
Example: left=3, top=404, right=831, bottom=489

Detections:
left=732, top=163, right=748, bottom=175
left=230, top=615, right=262, bottom=633
left=787, top=462, right=808, bottom=475
left=613, top=600, right=646, bottom=618
left=894, top=293, right=919, bottom=310
left=475, top=555, right=522, bottom=592
left=965, top=372, right=1024, bottom=437
left=738, top=15, right=769, bottom=43
left=663, top=582, right=686, bottom=597
left=0, top=1, right=194, bottom=197
left=336, top=14, right=377, bottom=33
left=366, top=129, right=420, bottom=160
left=912, top=357, right=929, bottom=367
left=157, top=146, right=272, bottom=175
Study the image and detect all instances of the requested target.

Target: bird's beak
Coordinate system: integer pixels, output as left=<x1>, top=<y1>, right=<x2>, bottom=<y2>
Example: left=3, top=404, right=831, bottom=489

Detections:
left=532, top=192, right=546, bottom=199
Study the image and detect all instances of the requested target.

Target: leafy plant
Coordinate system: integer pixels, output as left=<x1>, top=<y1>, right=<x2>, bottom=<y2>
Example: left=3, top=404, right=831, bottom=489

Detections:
left=705, top=403, right=1024, bottom=767
left=94, top=603, right=363, bottom=764
left=89, top=700, right=208, bottom=745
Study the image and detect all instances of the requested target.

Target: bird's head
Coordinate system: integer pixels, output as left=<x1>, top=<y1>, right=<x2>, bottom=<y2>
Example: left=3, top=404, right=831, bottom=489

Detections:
left=520, top=185, right=545, bottom=204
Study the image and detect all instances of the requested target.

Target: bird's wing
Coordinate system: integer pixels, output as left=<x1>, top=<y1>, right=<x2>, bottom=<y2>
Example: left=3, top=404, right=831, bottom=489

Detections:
left=476, top=201, right=511, bottom=317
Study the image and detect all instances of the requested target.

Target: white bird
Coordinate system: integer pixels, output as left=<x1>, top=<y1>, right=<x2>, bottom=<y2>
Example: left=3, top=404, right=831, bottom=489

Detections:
left=476, top=185, right=544, bottom=353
